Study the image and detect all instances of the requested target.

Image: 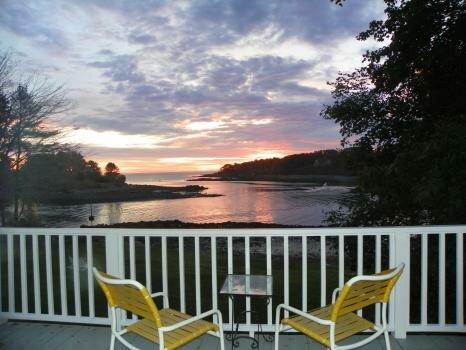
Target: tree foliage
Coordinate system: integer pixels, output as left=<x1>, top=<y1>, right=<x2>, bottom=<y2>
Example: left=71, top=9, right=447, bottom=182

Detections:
left=213, top=149, right=354, bottom=179
left=0, top=51, right=70, bottom=223
left=323, top=0, right=466, bottom=225
left=104, top=162, right=126, bottom=185
left=20, top=151, right=126, bottom=198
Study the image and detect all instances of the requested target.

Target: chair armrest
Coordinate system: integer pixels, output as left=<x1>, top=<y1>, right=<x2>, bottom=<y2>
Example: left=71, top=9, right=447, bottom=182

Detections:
left=275, top=304, right=333, bottom=326
left=332, top=287, right=342, bottom=303
left=159, top=309, right=223, bottom=333
left=151, top=292, right=169, bottom=308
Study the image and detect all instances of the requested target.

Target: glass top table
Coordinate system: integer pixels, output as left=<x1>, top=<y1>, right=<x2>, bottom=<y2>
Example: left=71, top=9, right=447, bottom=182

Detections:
left=220, top=274, right=274, bottom=348
left=220, top=274, right=273, bottom=297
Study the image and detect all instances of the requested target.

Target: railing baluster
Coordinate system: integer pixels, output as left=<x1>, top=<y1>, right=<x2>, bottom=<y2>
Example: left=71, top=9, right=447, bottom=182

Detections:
left=129, top=236, right=136, bottom=320
left=195, top=236, right=201, bottom=315
left=284, top=236, right=289, bottom=318
left=72, top=236, right=81, bottom=317
left=179, top=236, right=186, bottom=313
left=320, top=236, right=326, bottom=307
left=227, top=236, right=233, bottom=325
left=86, top=235, right=95, bottom=318
left=457, top=233, right=464, bottom=326
left=389, top=233, right=396, bottom=329
left=45, top=235, right=54, bottom=315
left=20, top=234, right=28, bottom=313
left=0, top=235, right=2, bottom=313
left=7, top=234, right=14, bottom=313
left=439, top=233, right=446, bottom=325
left=211, top=237, right=217, bottom=311
left=245, top=235, right=251, bottom=334
left=266, top=236, right=272, bottom=325
left=129, top=236, right=136, bottom=280
left=302, top=236, right=307, bottom=312
left=59, top=235, right=67, bottom=316
left=161, top=236, right=168, bottom=308
left=145, top=236, right=152, bottom=293
left=357, top=235, right=363, bottom=317
left=375, top=234, right=382, bottom=325
left=120, top=235, right=126, bottom=322
left=338, top=235, right=344, bottom=288
left=421, top=234, right=428, bottom=325
left=32, top=235, right=41, bottom=314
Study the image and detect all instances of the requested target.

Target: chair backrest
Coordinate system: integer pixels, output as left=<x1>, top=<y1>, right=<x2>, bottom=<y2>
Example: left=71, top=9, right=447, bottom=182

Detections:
left=331, top=263, right=404, bottom=322
left=93, top=268, right=163, bottom=328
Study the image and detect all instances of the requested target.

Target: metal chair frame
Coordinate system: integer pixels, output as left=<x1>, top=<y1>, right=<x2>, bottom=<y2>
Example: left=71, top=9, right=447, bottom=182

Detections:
left=274, top=263, right=405, bottom=350
left=94, top=268, right=225, bottom=350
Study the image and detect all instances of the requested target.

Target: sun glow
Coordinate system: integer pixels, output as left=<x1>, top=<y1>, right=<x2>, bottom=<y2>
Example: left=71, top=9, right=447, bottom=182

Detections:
left=63, top=128, right=164, bottom=149
left=182, top=120, right=226, bottom=131
left=248, top=149, right=287, bottom=160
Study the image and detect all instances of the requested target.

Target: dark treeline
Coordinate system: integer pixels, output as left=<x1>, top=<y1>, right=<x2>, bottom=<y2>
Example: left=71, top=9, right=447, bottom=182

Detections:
left=22, top=151, right=126, bottom=194
left=209, top=149, right=354, bottom=179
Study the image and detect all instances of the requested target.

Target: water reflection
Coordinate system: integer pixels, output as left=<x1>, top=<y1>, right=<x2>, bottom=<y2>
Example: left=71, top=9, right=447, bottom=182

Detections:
left=33, top=173, right=356, bottom=227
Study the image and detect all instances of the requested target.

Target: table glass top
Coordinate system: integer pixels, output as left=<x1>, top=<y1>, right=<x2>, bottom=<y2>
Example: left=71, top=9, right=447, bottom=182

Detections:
left=220, top=274, right=273, bottom=296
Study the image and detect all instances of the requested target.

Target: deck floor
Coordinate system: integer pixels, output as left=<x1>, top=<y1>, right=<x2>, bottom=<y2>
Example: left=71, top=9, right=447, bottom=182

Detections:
left=0, top=322, right=465, bottom=350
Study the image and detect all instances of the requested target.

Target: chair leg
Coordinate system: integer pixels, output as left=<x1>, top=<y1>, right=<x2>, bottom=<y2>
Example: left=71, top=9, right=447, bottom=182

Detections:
left=274, top=323, right=280, bottom=350
left=219, top=328, right=225, bottom=350
left=109, top=332, right=115, bottom=350
left=383, top=329, right=391, bottom=350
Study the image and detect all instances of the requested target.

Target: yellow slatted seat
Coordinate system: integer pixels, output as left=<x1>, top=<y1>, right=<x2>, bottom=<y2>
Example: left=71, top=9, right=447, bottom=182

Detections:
left=127, top=308, right=219, bottom=350
left=93, top=268, right=225, bottom=350
left=282, top=305, right=375, bottom=347
left=275, top=263, right=404, bottom=350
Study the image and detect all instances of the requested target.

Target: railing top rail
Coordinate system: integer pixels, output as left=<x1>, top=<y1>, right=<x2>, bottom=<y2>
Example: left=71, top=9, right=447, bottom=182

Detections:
left=0, top=225, right=465, bottom=237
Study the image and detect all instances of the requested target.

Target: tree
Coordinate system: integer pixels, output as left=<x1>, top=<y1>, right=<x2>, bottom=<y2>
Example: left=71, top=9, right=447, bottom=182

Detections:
left=0, top=51, right=70, bottom=223
left=20, top=152, right=109, bottom=198
left=85, top=160, right=102, bottom=181
left=104, top=162, right=126, bottom=185
left=0, top=52, right=15, bottom=224
left=104, top=162, right=120, bottom=176
left=323, top=0, right=466, bottom=225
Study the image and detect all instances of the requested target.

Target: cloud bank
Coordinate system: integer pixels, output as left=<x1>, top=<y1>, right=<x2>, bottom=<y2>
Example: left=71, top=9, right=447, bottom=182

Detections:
left=0, top=0, right=384, bottom=172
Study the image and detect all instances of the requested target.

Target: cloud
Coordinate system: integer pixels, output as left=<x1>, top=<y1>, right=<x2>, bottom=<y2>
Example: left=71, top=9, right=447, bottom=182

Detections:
left=0, top=0, right=385, bottom=171
left=128, top=32, right=157, bottom=44
left=0, top=2, right=68, bottom=48
left=88, top=55, right=146, bottom=84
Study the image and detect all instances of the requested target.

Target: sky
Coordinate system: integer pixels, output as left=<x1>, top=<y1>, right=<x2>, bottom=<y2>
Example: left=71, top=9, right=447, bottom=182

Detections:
left=0, top=0, right=385, bottom=173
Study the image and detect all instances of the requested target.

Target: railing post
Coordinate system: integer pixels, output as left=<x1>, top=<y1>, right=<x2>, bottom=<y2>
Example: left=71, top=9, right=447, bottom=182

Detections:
left=392, top=232, right=410, bottom=339
left=105, top=231, right=123, bottom=276
left=105, top=232, right=123, bottom=328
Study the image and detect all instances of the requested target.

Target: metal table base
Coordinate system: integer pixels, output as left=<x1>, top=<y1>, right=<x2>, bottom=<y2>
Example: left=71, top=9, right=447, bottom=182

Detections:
left=225, top=295, right=274, bottom=349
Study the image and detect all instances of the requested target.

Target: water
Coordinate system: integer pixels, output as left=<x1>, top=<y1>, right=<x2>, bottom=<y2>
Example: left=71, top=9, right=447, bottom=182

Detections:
left=34, top=172, right=356, bottom=227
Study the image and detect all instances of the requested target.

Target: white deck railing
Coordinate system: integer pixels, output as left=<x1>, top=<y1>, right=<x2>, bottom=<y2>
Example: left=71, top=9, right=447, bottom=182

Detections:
left=0, top=226, right=465, bottom=339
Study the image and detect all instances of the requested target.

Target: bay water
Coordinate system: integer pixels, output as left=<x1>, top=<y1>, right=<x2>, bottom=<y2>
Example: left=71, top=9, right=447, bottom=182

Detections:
left=33, top=172, right=355, bottom=227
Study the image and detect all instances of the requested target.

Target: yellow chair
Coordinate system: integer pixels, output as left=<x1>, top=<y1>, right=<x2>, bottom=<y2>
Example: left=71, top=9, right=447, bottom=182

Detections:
left=274, top=263, right=404, bottom=350
left=94, top=268, right=225, bottom=350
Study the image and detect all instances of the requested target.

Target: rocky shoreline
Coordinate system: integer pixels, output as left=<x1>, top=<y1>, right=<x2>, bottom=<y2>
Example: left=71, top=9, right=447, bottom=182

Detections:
left=81, top=219, right=306, bottom=229
left=35, top=184, right=221, bottom=205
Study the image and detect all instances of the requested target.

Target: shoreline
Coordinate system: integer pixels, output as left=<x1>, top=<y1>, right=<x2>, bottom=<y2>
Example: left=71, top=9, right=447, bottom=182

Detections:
left=81, top=219, right=309, bottom=229
left=189, top=174, right=358, bottom=185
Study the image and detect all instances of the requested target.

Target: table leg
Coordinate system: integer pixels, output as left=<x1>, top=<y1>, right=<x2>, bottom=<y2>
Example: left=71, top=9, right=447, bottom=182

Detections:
left=259, top=297, right=274, bottom=343
left=227, top=295, right=259, bottom=349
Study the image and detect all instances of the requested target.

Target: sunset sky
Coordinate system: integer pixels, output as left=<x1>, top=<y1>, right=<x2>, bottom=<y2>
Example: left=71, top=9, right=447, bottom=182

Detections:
left=0, top=0, right=384, bottom=173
